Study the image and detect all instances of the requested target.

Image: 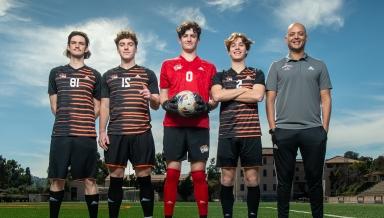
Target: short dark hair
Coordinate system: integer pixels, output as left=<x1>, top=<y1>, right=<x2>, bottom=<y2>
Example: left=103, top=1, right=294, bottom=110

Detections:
left=114, top=30, right=138, bottom=47
left=224, top=32, right=253, bottom=52
left=176, top=21, right=201, bottom=39
left=66, top=31, right=91, bottom=59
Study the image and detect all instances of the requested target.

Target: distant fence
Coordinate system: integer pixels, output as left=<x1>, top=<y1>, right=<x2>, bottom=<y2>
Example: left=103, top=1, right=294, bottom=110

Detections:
left=327, top=195, right=384, bottom=204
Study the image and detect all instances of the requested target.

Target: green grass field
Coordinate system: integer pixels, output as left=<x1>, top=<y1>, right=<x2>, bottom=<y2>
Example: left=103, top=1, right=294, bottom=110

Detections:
left=0, top=201, right=383, bottom=218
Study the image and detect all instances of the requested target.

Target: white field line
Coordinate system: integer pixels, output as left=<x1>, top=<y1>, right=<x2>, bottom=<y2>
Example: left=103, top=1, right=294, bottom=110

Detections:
left=262, top=206, right=356, bottom=218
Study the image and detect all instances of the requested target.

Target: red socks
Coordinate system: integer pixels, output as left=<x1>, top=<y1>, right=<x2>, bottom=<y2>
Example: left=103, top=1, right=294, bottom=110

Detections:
left=163, top=168, right=180, bottom=216
left=191, top=170, right=208, bottom=216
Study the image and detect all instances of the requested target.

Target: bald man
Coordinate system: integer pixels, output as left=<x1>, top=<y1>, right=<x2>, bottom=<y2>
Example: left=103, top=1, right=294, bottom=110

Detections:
left=266, top=23, right=332, bottom=218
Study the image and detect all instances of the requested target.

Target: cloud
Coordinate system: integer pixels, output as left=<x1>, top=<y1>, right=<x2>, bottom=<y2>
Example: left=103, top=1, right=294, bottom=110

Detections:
left=328, top=108, right=384, bottom=148
left=271, top=0, right=344, bottom=29
left=0, top=0, right=13, bottom=16
left=157, top=6, right=215, bottom=32
left=259, top=37, right=286, bottom=54
left=0, top=17, right=167, bottom=106
left=205, top=0, right=248, bottom=12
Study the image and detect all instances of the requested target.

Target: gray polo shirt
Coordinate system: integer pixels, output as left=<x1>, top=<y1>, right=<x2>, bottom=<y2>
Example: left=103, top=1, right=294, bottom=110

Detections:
left=266, top=53, right=332, bottom=129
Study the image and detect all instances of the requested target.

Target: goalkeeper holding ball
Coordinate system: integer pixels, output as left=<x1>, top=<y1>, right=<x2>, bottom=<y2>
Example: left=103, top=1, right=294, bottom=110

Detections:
left=159, top=21, right=217, bottom=218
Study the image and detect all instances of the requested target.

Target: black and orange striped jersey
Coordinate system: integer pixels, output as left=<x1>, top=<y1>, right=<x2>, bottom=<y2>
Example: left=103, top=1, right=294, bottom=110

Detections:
left=48, top=65, right=101, bottom=137
left=101, top=65, right=159, bottom=135
left=213, top=67, right=265, bottom=138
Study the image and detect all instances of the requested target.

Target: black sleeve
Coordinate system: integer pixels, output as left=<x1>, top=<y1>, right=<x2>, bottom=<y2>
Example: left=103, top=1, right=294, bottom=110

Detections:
left=101, top=71, right=110, bottom=98
left=48, top=68, right=57, bottom=95
left=147, top=69, right=160, bottom=94
left=93, top=70, right=102, bottom=100
left=254, top=69, right=266, bottom=85
left=212, top=71, right=224, bottom=86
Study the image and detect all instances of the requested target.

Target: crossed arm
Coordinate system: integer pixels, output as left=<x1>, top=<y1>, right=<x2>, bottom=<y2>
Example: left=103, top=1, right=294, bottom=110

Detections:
left=211, top=83, right=265, bottom=103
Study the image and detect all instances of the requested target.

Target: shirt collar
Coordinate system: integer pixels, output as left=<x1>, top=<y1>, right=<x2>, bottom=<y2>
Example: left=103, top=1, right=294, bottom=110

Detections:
left=285, top=53, right=308, bottom=62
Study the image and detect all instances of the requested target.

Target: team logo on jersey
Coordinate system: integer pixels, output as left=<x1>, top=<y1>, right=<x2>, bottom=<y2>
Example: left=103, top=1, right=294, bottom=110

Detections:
left=58, top=73, right=66, bottom=78
left=308, top=66, right=315, bottom=70
left=200, top=145, right=209, bottom=154
left=110, top=74, right=118, bottom=80
left=245, top=75, right=252, bottom=80
left=173, top=64, right=182, bottom=71
left=198, top=66, right=205, bottom=71
left=84, top=75, right=91, bottom=80
left=225, top=76, right=233, bottom=81
left=282, top=64, right=293, bottom=71
left=135, top=74, right=141, bottom=78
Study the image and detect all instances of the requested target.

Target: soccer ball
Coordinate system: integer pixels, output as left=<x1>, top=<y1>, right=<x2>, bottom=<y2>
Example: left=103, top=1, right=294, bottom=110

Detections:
left=176, top=90, right=197, bottom=116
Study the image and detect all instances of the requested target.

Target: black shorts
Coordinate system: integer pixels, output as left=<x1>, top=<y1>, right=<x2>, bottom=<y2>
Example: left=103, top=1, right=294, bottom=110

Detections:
left=48, top=136, right=97, bottom=180
left=104, top=130, right=155, bottom=168
left=216, top=137, right=262, bottom=168
left=163, top=127, right=209, bottom=162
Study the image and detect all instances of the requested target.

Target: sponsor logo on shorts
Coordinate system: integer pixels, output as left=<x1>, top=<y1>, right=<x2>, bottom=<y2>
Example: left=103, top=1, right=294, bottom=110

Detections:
left=141, top=197, right=151, bottom=202
left=200, top=145, right=209, bottom=153
left=49, top=197, right=58, bottom=202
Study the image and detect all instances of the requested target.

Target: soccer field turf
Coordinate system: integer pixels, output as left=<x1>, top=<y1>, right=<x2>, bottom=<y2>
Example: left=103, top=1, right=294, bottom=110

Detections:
left=0, top=201, right=383, bottom=218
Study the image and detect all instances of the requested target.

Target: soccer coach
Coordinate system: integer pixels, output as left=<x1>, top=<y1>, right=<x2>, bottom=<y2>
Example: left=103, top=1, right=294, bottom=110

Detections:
left=266, top=22, right=332, bottom=218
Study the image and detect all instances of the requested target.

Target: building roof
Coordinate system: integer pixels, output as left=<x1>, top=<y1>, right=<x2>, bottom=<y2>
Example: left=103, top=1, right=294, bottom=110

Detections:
left=325, top=156, right=361, bottom=164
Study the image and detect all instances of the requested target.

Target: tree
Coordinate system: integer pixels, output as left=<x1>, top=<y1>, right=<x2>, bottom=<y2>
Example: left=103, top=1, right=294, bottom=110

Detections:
left=178, top=175, right=193, bottom=201
left=0, top=155, right=8, bottom=189
left=344, top=151, right=359, bottom=160
left=95, top=152, right=108, bottom=185
left=206, top=158, right=220, bottom=181
left=373, top=156, right=384, bottom=172
left=153, top=153, right=166, bottom=175
left=206, top=158, right=220, bottom=201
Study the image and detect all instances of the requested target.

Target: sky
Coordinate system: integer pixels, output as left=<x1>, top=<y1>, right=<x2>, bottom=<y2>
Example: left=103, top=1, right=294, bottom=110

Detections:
left=0, top=0, right=383, bottom=178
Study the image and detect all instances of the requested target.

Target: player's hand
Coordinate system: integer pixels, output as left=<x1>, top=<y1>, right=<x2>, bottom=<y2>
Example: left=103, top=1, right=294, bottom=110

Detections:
left=140, top=85, right=151, bottom=99
left=269, top=128, right=278, bottom=148
left=194, top=93, right=211, bottom=114
left=162, top=95, right=179, bottom=114
left=98, top=131, right=110, bottom=151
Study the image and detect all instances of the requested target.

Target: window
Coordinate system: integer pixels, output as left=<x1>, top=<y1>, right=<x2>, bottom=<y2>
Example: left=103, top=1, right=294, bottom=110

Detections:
left=273, top=184, right=277, bottom=191
left=273, top=169, right=276, bottom=177
left=263, top=184, right=267, bottom=191
left=263, top=157, right=267, bottom=164
left=295, top=167, right=299, bottom=172
left=263, top=169, right=267, bottom=177
left=295, top=176, right=299, bottom=181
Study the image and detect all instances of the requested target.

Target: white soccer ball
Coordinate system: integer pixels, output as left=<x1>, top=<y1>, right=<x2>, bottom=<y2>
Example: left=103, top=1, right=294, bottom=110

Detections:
left=176, top=90, right=197, bottom=116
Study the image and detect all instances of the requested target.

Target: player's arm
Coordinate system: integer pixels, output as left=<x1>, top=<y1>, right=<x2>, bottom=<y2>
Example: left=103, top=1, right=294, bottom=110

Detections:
left=320, top=89, right=332, bottom=132
left=160, top=88, right=178, bottom=113
left=93, top=98, right=100, bottom=118
left=208, top=92, right=218, bottom=111
left=234, top=84, right=265, bottom=103
left=149, top=94, right=160, bottom=110
left=266, top=90, right=277, bottom=129
left=140, top=85, right=160, bottom=110
left=211, top=84, right=247, bottom=102
left=49, top=94, right=57, bottom=115
left=98, top=98, right=110, bottom=150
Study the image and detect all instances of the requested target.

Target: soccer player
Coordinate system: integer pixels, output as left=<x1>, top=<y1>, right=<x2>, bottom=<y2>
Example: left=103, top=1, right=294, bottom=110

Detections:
left=211, top=32, right=265, bottom=218
left=48, top=31, right=101, bottom=218
left=266, top=22, right=332, bottom=218
left=160, top=21, right=217, bottom=218
left=98, top=30, right=160, bottom=218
